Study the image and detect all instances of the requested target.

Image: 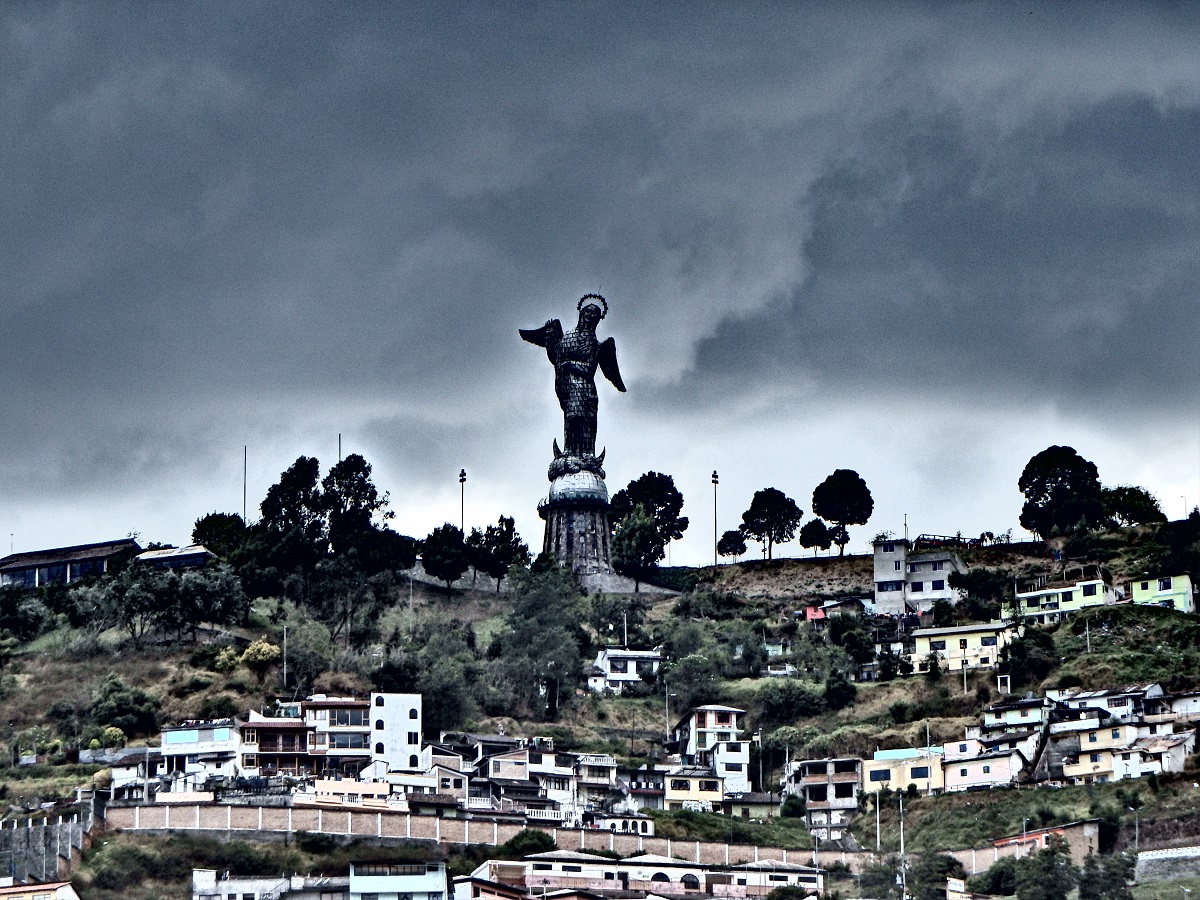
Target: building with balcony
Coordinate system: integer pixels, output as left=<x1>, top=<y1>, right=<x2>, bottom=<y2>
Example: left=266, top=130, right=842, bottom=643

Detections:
left=239, top=713, right=314, bottom=777
left=1121, top=574, right=1196, bottom=614
left=574, top=753, right=620, bottom=809
left=781, top=757, right=860, bottom=840
left=586, top=647, right=662, bottom=694
left=674, top=705, right=746, bottom=762
left=1005, top=570, right=1120, bottom=624
left=872, top=537, right=967, bottom=615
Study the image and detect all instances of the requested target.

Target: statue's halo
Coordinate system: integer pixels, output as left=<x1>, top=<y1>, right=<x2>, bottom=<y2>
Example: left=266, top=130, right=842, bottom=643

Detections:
left=577, top=293, right=608, bottom=318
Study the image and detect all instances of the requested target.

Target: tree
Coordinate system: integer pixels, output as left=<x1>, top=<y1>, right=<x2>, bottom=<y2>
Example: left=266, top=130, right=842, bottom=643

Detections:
left=1015, top=837, right=1077, bottom=900
left=497, top=556, right=585, bottom=719
left=191, top=512, right=249, bottom=558
left=479, top=516, right=530, bottom=591
left=811, top=469, right=874, bottom=556
left=1000, top=627, right=1058, bottom=687
left=740, top=488, right=803, bottom=559
left=1077, top=852, right=1133, bottom=900
left=758, top=679, right=824, bottom=724
left=798, top=519, right=833, bottom=556
left=241, top=639, right=282, bottom=682
left=90, top=674, right=159, bottom=737
left=717, top=529, right=747, bottom=560
left=822, top=672, right=857, bottom=710
left=609, top=471, right=689, bottom=545
left=1101, top=485, right=1167, bottom=528
left=422, top=524, right=470, bottom=592
left=611, top=506, right=665, bottom=591
left=1018, top=446, right=1104, bottom=539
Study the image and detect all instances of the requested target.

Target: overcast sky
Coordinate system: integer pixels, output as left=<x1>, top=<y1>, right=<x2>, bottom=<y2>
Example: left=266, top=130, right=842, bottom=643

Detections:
left=3, top=3, right=1198, bottom=566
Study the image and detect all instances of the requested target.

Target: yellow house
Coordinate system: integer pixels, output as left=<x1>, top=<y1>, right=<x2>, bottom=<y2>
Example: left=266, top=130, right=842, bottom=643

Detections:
left=861, top=748, right=944, bottom=795
left=1122, top=574, right=1196, bottom=614
left=664, top=765, right=723, bottom=811
left=910, top=622, right=1014, bottom=673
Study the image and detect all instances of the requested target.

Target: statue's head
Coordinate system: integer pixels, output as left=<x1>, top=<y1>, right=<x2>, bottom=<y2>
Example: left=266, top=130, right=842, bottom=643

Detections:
left=577, top=293, right=607, bottom=329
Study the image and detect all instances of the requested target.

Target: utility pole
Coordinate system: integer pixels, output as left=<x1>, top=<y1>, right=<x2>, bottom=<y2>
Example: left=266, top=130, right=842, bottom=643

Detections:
left=282, top=625, right=288, bottom=688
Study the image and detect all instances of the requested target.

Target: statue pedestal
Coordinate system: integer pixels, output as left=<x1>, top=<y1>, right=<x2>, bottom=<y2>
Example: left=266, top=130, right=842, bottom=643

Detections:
left=538, top=470, right=613, bottom=576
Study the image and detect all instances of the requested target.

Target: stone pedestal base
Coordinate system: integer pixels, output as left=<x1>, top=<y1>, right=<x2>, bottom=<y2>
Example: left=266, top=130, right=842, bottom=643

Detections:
left=540, top=502, right=613, bottom=575
left=538, top=468, right=613, bottom=575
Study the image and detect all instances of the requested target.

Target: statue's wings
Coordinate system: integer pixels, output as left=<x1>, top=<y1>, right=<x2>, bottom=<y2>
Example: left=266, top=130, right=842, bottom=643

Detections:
left=597, top=336, right=626, bottom=392
left=519, top=319, right=563, bottom=363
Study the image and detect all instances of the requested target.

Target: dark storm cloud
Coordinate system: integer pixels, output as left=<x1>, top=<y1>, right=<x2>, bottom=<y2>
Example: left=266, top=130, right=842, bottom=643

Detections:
left=676, top=95, right=1200, bottom=415
left=1, top=2, right=1198, bottom=550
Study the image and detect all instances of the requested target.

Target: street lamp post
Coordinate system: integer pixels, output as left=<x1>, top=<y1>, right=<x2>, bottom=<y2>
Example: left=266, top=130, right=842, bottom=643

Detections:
left=664, top=686, right=676, bottom=742
left=459, top=469, right=467, bottom=532
left=1128, top=806, right=1140, bottom=852
left=711, top=471, right=719, bottom=567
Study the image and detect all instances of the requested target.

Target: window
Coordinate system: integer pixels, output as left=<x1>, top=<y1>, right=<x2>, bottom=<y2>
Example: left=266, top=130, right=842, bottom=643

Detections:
left=562, top=865, right=582, bottom=872
left=894, top=561, right=902, bottom=571
left=329, top=733, right=367, bottom=749
left=610, top=659, right=628, bottom=673
left=1088, top=733, right=1098, bottom=743
left=878, top=580, right=904, bottom=592
left=959, top=768, right=967, bottom=777
left=1111, top=729, right=1120, bottom=739
left=981, top=657, right=990, bottom=665
left=682, top=874, right=701, bottom=890
left=409, top=708, right=418, bottom=719
left=330, top=709, right=368, bottom=727
left=1122, top=753, right=1131, bottom=761
left=376, top=720, right=385, bottom=730
left=869, top=770, right=890, bottom=782
left=1090, top=753, right=1101, bottom=763
left=958, top=743, right=967, bottom=752
left=726, top=741, right=740, bottom=751
left=670, top=779, right=690, bottom=790
left=716, top=712, right=732, bottom=725
left=834, top=783, right=854, bottom=798
left=408, top=732, right=419, bottom=744
left=725, top=763, right=743, bottom=772
left=882, top=543, right=895, bottom=553
left=933, top=580, right=945, bottom=591
left=911, top=766, right=929, bottom=779
left=375, top=696, right=385, bottom=706
left=981, top=636, right=998, bottom=647
left=911, top=582, right=923, bottom=592
left=909, top=563, right=921, bottom=573
left=1160, top=577, right=1173, bottom=591
left=1083, top=583, right=1098, bottom=597
left=375, top=742, right=384, bottom=754
left=1109, top=697, right=1129, bottom=708
left=1061, top=591, right=1073, bottom=603
left=930, top=640, right=946, bottom=651
left=1019, top=708, right=1029, bottom=717
left=982, top=766, right=991, bottom=774
left=699, top=780, right=720, bottom=792
left=1141, top=581, right=1150, bottom=590
left=533, top=863, right=552, bottom=871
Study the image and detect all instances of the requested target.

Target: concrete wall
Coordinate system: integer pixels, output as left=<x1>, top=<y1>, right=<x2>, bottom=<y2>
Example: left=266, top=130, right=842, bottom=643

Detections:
left=105, top=803, right=1109, bottom=876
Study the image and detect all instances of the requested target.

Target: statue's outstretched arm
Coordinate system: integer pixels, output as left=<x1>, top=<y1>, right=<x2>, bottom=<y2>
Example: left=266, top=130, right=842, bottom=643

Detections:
left=597, top=337, right=627, bottom=392
left=519, top=319, right=563, bottom=363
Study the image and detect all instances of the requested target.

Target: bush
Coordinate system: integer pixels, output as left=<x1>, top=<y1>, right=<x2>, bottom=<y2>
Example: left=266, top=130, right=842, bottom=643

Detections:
left=781, top=794, right=806, bottom=818
left=502, top=828, right=556, bottom=855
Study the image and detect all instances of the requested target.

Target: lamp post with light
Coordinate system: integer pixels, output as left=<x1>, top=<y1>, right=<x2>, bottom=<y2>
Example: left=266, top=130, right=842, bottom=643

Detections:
left=459, top=469, right=467, bottom=532
left=711, top=470, right=719, bottom=567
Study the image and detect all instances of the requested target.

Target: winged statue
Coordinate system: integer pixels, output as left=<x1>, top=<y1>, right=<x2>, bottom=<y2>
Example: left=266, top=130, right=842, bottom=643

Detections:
left=520, top=294, right=625, bottom=470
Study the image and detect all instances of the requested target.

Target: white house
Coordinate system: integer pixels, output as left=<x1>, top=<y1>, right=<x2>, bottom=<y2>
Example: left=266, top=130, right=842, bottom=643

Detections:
left=942, top=748, right=1025, bottom=792
left=586, top=647, right=662, bottom=694
left=1046, top=684, right=1164, bottom=723
left=160, top=719, right=240, bottom=792
left=349, top=859, right=447, bottom=900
